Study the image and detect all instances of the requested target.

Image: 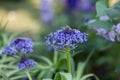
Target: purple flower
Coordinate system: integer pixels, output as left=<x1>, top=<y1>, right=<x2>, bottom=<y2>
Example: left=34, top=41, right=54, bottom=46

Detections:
left=66, top=0, right=78, bottom=10
left=17, top=63, right=26, bottom=70
left=106, top=31, right=116, bottom=42
left=18, top=56, right=36, bottom=70
left=113, top=23, right=120, bottom=34
left=40, top=0, right=55, bottom=24
left=45, top=25, right=88, bottom=49
left=99, top=15, right=109, bottom=21
left=87, top=19, right=96, bottom=24
left=93, top=27, right=116, bottom=42
left=2, top=38, right=33, bottom=55
left=78, top=0, right=95, bottom=12
left=94, top=28, right=108, bottom=37
left=25, top=60, right=36, bottom=67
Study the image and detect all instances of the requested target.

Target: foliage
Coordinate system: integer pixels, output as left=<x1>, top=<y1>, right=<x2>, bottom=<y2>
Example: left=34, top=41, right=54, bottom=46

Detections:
left=0, top=0, right=120, bottom=80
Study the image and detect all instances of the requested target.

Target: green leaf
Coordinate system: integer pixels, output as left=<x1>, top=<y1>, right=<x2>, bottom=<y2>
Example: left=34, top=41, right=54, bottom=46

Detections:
left=88, top=20, right=113, bottom=30
left=71, top=58, right=75, bottom=78
left=56, top=58, right=67, bottom=69
left=36, top=56, right=53, bottom=66
left=111, top=1, right=120, bottom=9
left=96, top=1, right=108, bottom=17
left=7, top=69, right=19, bottom=77
left=37, top=71, right=46, bottom=80
left=108, top=1, right=120, bottom=17
left=10, top=75, right=26, bottom=80
left=76, top=62, right=85, bottom=80
left=0, top=71, right=10, bottom=80
left=81, top=74, right=99, bottom=80
left=54, top=72, right=72, bottom=80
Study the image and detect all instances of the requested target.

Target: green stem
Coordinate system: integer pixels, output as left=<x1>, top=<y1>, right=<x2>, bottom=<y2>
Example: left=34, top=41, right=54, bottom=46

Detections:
left=25, top=70, right=32, bottom=80
left=66, top=46, right=71, bottom=73
left=53, top=50, right=58, bottom=65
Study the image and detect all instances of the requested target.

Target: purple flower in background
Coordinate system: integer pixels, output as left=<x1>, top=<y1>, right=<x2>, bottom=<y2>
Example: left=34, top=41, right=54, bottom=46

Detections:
left=40, top=0, right=55, bottom=24
left=93, top=27, right=116, bottom=42
left=45, top=25, right=88, bottom=49
left=78, top=0, right=95, bottom=12
left=106, top=31, right=116, bottom=42
left=99, top=15, right=109, bottom=21
left=2, top=38, right=33, bottom=55
left=113, top=23, right=120, bottom=34
left=17, top=56, right=36, bottom=70
left=87, top=19, right=96, bottom=24
left=94, top=28, right=108, bottom=37
left=66, top=0, right=95, bottom=13
left=93, top=23, right=120, bottom=42
left=66, top=0, right=78, bottom=10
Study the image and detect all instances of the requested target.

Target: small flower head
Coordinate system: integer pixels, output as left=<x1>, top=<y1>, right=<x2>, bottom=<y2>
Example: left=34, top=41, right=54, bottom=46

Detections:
left=17, top=56, right=36, bottom=70
left=93, top=23, right=120, bottom=42
left=87, top=19, right=96, bottom=24
left=113, top=23, right=120, bottom=34
left=45, top=26, right=88, bottom=49
left=99, top=15, right=109, bottom=21
left=106, top=31, right=116, bottom=42
left=94, top=27, right=108, bottom=37
left=2, top=38, right=33, bottom=55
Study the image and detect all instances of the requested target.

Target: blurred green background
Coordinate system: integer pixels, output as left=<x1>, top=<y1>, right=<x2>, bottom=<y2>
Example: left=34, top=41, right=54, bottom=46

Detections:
left=0, top=0, right=120, bottom=80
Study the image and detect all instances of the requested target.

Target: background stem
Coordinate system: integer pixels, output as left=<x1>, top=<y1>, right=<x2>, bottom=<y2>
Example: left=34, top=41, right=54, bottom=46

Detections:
left=26, top=70, right=32, bottom=80
left=53, top=50, right=58, bottom=65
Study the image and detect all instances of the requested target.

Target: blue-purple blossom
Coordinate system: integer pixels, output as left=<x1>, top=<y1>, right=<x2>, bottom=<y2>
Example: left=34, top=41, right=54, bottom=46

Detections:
left=17, top=63, right=26, bottom=70
left=66, top=0, right=95, bottom=12
left=113, top=23, right=120, bottom=34
left=99, top=15, right=109, bottom=21
left=93, top=27, right=116, bottom=42
left=66, top=0, right=78, bottom=10
left=87, top=19, right=96, bottom=24
left=45, top=26, right=88, bottom=49
left=78, top=0, right=95, bottom=12
left=17, top=56, right=36, bottom=70
left=93, top=23, right=120, bottom=42
left=2, top=38, right=33, bottom=55
left=94, top=27, right=108, bottom=37
left=106, top=31, right=116, bottom=42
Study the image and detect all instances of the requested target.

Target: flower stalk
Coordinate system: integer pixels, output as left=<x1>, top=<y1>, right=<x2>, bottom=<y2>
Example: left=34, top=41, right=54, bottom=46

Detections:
left=66, top=46, right=71, bottom=73
left=53, top=50, right=58, bottom=65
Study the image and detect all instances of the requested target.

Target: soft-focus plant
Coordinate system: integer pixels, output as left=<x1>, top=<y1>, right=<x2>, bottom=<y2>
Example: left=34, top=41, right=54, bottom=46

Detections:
left=86, top=0, right=120, bottom=79
left=1, top=38, right=36, bottom=80
left=44, top=25, right=99, bottom=80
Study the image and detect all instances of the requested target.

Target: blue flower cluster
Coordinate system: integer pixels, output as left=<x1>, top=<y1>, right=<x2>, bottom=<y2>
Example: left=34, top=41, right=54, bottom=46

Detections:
left=2, top=38, right=36, bottom=70
left=2, top=38, right=33, bottom=55
left=17, top=56, right=36, bottom=70
left=45, top=26, right=88, bottom=49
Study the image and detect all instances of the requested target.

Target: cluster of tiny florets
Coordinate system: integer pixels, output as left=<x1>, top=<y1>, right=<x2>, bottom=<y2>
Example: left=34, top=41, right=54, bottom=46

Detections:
left=45, top=26, right=88, bottom=49
left=2, top=38, right=33, bottom=55
left=17, top=56, right=36, bottom=70
left=2, top=38, right=36, bottom=70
